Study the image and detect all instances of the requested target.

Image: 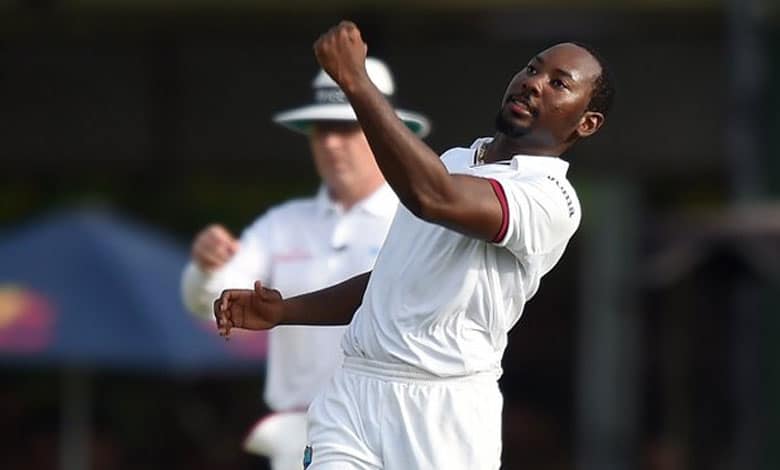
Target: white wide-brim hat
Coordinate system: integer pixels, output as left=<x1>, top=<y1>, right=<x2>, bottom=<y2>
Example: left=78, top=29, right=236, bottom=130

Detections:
left=273, top=57, right=431, bottom=138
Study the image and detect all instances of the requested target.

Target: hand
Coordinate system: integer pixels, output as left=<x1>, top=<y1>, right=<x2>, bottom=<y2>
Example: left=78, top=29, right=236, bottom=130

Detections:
left=214, top=281, right=285, bottom=338
left=192, top=224, right=239, bottom=272
left=313, top=21, right=370, bottom=93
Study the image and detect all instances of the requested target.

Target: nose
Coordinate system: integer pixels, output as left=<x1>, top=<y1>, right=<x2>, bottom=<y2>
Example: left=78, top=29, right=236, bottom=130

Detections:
left=318, top=129, right=345, bottom=149
left=521, top=73, right=543, bottom=96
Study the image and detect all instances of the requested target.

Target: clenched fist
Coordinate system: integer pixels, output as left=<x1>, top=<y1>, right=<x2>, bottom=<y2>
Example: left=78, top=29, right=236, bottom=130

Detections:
left=191, top=224, right=240, bottom=272
left=313, top=21, right=370, bottom=93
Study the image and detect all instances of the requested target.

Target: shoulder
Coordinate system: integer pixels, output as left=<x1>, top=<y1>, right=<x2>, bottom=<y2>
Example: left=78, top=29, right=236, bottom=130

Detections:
left=246, top=195, right=319, bottom=230
left=440, top=137, right=492, bottom=170
left=490, top=172, right=581, bottom=255
left=540, top=174, right=579, bottom=221
left=269, top=196, right=319, bottom=213
left=501, top=172, right=581, bottom=228
left=439, top=147, right=473, bottom=169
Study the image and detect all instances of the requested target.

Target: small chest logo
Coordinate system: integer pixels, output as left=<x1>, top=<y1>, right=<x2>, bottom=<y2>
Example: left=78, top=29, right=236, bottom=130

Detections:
left=303, top=445, right=313, bottom=468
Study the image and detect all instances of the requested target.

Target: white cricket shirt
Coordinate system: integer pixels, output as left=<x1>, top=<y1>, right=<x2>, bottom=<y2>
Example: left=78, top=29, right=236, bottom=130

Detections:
left=341, top=138, right=581, bottom=377
left=181, top=184, right=398, bottom=411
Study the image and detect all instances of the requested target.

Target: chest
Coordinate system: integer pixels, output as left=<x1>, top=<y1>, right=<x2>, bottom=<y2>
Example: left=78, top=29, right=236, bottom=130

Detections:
left=267, top=212, right=390, bottom=297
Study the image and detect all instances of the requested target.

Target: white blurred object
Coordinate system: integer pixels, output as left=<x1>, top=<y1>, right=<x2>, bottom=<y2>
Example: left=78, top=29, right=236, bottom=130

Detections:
left=272, top=57, right=430, bottom=138
left=243, top=411, right=308, bottom=470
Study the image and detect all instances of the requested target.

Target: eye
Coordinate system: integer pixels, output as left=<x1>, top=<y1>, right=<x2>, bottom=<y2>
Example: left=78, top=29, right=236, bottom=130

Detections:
left=551, top=78, right=569, bottom=90
left=525, top=64, right=537, bottom=75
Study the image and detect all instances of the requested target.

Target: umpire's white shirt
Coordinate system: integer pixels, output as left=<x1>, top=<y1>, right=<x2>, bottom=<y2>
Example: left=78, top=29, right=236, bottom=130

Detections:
left=181, top=185, right=397, bottom=411
left=342, top=138, right=581, bottom=377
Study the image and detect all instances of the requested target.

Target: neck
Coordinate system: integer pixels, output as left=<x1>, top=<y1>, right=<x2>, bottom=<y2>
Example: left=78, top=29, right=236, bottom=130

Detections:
left=327, top=179, right=383, bottom=211
left=482, top=133, right=566, bottom=164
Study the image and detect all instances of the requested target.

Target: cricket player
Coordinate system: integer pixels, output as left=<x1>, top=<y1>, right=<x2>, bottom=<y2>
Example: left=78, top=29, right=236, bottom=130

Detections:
left=180, top=56, right=429, bottom=470
left=214, top=21, right=615, bottom=470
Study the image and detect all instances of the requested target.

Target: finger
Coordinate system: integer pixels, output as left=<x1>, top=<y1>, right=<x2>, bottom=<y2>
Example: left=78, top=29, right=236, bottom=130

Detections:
left=194, top=235, right=233, bottom=266
left=193, top=225, right=222, bottom=250
left=223, top=317, right=233, bottom=339
left=209, top=224, right=235, bottom=241
left=201, top=230, right=238, bottom=257
left=198, top=226, right=236, bottom=251
left=213, top=297, right=222, bottom=323
left=214, top=290, right=232, bottom=319
left=226, top=238, right=240, bottom=256
left=211, top=228, right=239, bottom=255
left=341, top=21, right=358, bottom=39
left=214, top=291, right=227, bottom=314
left=219, top=290, right=232, bottom=313
left=195, top=249, right=228, bottom=270
left=217, top=313, right=234, bottom=336
left=196, top=243, right=232, bottom=266
left=219, top=242, right=238, bottom=259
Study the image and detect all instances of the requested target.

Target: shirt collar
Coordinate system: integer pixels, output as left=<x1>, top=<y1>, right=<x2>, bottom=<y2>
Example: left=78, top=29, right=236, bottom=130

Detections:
left=358, top=183, right=398, bottom=216
left=469, top=137, right=569, bottom=176
left=510, top=154, right=569, bottom=176
left=314, top=185, right=336, bottom=216
left=315, top=183, right=397, bottom=217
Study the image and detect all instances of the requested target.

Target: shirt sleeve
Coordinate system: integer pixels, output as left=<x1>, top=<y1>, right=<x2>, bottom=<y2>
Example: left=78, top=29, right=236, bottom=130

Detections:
left=488, top=175, right=580, bottom=259
left=180, top=214, right=274, bottom=319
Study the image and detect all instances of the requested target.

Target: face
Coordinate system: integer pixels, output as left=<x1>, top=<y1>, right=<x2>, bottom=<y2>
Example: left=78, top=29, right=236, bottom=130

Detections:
left=496, top=43, right=604, bottom=148
left=309, top=121, right=384, bottom=200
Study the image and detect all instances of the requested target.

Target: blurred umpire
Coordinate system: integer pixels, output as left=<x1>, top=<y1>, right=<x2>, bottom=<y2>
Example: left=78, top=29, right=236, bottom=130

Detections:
left=180, top=57, right=430, bottom=470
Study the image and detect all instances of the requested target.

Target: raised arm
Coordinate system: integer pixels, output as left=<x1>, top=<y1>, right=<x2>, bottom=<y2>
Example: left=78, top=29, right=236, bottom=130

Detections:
left=313, top=22, right=504, bottom=242
left=214, top=271, right=371, bottom=337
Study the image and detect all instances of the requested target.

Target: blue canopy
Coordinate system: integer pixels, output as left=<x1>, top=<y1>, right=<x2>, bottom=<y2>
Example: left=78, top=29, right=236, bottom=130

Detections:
left=0, top=207, right=266, bottom=374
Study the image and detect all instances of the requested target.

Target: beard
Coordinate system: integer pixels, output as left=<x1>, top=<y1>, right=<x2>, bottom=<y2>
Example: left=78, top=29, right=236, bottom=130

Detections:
left=494, top=109, right=530, bottom=138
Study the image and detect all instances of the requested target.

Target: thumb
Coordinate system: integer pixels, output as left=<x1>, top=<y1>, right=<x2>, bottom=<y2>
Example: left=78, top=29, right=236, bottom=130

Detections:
left=227, top=238, right=240, bottom=256
left=254, top=280, right=280, bottom=303
left=254, top=280, right=274, bottom=300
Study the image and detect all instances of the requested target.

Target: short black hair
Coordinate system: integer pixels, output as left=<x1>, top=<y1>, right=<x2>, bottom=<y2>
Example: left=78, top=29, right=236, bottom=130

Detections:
left=571, top=42, right=615, bottom=118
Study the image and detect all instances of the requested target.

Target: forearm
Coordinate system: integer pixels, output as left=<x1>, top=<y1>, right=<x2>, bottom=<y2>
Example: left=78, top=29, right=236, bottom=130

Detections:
left=280, top=271, right=371, bottom=326
left=343, top=78, right=456, bottom=218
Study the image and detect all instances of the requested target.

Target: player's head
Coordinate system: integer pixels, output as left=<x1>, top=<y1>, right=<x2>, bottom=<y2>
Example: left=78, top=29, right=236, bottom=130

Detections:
left=495, top=42, right=614, bottom=155
left=273, top=58, right=430, bottom=202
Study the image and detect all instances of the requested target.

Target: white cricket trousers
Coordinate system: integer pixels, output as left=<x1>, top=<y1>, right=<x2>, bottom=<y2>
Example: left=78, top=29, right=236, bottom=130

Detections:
left=305, top=356, right=503, bottom=470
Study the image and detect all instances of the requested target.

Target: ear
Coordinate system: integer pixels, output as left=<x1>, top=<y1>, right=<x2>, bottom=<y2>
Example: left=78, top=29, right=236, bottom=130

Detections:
left=575, top=111, right=605, bottom=139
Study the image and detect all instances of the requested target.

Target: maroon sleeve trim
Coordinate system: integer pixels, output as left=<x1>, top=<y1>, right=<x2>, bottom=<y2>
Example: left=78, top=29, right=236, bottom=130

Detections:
left=488, top=178, right=509, bottom=243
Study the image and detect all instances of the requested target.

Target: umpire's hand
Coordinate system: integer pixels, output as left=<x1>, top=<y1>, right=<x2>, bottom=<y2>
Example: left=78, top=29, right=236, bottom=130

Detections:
left=191, top=224, right=239, bottom=272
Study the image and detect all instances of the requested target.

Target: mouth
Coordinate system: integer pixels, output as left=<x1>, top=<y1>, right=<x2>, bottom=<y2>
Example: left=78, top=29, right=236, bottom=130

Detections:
left=506, top=95, right=538, bottom=118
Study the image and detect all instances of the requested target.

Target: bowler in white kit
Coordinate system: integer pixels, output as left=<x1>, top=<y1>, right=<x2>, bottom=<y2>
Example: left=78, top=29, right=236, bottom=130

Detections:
left=214, top=21, right=615, bottom=470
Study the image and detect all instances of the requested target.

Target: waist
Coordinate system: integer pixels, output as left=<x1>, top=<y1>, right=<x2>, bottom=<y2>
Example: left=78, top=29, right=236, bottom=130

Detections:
left=342, top=356, right=502, bottom=383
